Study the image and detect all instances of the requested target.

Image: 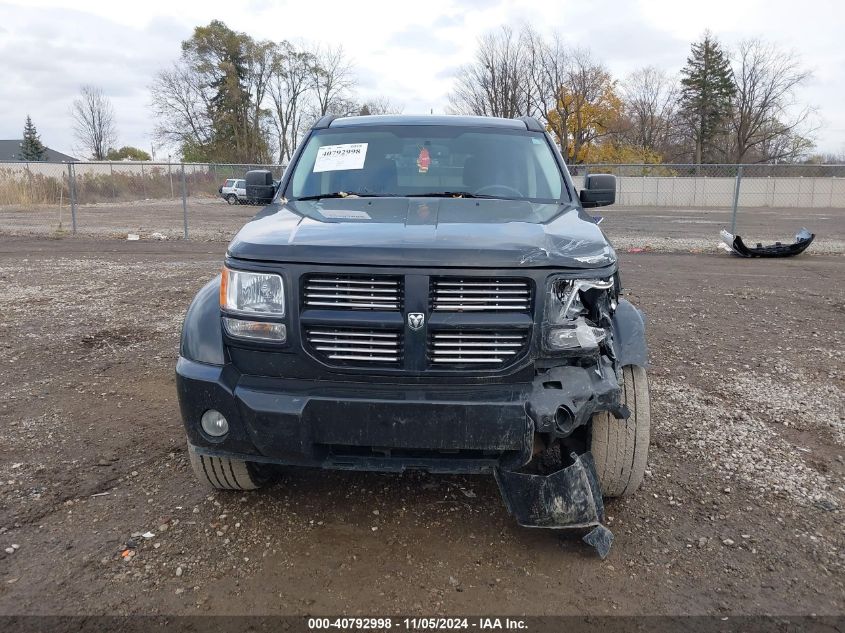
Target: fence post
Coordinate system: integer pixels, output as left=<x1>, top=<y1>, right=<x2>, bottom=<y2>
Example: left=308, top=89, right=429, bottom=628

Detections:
left=68, top=163, right=78, bottom=234
left=141, top=163, right=147, bottom=199
left=110, top=163, right=116, bottom=199
left=26, top=162, right=33, bottom=203
left=730, top=164, right=743, bottom=234
left=169, top=162, right=174, bottom=199
left=181, top=164, right=188, bottom=240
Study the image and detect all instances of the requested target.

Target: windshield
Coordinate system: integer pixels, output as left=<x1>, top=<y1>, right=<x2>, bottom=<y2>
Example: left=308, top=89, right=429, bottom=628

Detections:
left=285, top=125, right=568, bottom=203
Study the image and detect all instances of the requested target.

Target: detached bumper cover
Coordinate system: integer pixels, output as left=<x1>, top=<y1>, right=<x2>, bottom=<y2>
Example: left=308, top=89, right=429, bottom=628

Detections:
left=495, top=452, right=614, bottom=558
left=720, top=228, right=814, bottom=258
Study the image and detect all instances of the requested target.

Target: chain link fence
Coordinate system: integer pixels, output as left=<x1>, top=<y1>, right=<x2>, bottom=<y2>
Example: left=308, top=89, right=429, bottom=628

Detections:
left=0, top=161, right=285, bottom=240
left=569, top=163, right=845, bottom=251
left=0, top=160, right=842, bottom=250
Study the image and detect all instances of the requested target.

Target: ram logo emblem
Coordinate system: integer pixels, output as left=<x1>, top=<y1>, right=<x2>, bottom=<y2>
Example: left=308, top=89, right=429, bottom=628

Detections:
left=407, top=313, right=425, bottom=331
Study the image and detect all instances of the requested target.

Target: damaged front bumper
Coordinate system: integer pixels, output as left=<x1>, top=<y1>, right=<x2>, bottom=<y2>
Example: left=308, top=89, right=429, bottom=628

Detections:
left=178, top=352, right=624, bottom=555
left=177, top=354, right=623, bottom=474
left=495, top=451, right=614, bottom=558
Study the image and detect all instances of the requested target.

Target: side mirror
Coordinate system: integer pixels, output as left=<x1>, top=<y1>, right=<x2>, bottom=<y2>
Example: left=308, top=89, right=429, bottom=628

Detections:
left=579, top=174, right=616, bottom=208
left=245, top=170, right=276, bottom=205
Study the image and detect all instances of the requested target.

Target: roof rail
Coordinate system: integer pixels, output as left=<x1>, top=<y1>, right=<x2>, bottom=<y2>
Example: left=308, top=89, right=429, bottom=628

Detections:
left=313, top=114, right=337, bottom=130
left=516, top=116, right=544, bottom=132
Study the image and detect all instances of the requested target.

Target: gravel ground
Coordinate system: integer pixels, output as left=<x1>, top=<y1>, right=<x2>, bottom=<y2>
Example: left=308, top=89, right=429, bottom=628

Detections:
left=0, top=237, right=842, bottom=617
left=1, top=198, right=843, bottom=254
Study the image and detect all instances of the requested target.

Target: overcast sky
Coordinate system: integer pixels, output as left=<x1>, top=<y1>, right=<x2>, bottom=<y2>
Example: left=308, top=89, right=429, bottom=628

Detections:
left=1, top=0, right=843, bottom=159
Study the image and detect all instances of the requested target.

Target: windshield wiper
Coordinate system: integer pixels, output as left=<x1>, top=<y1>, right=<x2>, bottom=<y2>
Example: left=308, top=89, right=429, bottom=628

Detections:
left=414, top=191, right=499, bottom=199
left=295, top=191, right=392, bottom=201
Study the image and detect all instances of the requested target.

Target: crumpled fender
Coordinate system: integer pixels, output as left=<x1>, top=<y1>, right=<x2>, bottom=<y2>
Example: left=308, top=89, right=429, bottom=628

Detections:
left=611, top=299, right=648, bottom=368
left=180, top=276, right=224, bottom=365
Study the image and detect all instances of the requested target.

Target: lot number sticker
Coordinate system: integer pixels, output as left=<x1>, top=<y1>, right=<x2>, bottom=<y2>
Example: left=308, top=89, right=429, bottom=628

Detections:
left=313, top=143, right=368, bottom=172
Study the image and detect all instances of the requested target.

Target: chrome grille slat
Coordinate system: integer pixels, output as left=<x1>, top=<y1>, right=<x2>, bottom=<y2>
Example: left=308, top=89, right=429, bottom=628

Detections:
left=429, top=330, right=529, bottom=366
left=305, top=301, right=399, bottom=309
left=431, top=277, right=531, bottom=312
left=307, top=330, right=397, bottom=338
left=310, top=338, right=397, bottom=346
left=305, top=327, right=402, bottom=365
left=303, top=274, right=402, bottom=310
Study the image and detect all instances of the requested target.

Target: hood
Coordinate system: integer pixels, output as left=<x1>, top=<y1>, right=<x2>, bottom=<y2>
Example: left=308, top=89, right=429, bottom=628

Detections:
left=227, top=197, right=616, bottom=269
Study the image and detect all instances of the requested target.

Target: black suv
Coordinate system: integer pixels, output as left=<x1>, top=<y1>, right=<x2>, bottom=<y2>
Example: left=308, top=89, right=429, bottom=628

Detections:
left=177, top=115, right=649, bottom=556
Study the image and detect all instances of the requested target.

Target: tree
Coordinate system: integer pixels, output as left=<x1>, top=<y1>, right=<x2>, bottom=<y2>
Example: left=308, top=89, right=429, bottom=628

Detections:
left=728, top=39, right=816, bottom=163
left=679, top=33, right=735, bottom=164
left=358, top=96, right=403, bottom=116
left=620, top=67, right=679, bottom=159
left=106, top=146, right=151, bottom=161
left=71, top=85, right=117, bottom=160
left=152, top=21, right=273, bottom=163
left=545, top=50, right=623, bottom=162
left=20, top=115, right=47, bottom=161
left=521, top=26, right=570, bottom=146
left=180, top=20, right=272, bottom=162
left=448, top=25, right=531, bottom=119
left=269, top=41, right=317, bottom=164
left=310, top=45, right=355, bottom=117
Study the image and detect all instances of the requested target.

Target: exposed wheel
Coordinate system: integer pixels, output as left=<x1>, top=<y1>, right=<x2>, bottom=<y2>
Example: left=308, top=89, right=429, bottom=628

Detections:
left=591, top=365, right=650, bottom=497
left=226, top=194, right=238, bottom=205
left=188, top=444, right=262, bottom=491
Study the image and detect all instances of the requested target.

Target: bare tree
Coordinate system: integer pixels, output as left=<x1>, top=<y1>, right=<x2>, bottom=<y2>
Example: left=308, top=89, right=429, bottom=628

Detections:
left=71, top=85, right=117, bottom=160
left=620, top=66, right=679, bottom=156
left=729, top=39, right=816, bottom=162
left=358, top=96, right=404, bottom=115
left=269, top=41, right=316, bottom=163
left=150, top=62, right=214, bottom=152
left=310, top=45, right=355, bottom=117
left=243, top=39, right=277, bottom=162
left=448, top=25, right=531, bottom=118
left=521, top=26, right=569, bottom=143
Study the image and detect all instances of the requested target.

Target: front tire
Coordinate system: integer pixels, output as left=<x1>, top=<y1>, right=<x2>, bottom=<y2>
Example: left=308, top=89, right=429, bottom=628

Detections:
left=591, top=365, right=650, bottom=497
left=226, top=194, right=238, bottom=205
left=188, top=444, right=262, bottom=491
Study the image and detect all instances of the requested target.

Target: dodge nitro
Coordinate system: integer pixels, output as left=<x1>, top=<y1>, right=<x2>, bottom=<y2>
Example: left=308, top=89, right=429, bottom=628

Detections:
left=177, top=115, right=650, bottom=556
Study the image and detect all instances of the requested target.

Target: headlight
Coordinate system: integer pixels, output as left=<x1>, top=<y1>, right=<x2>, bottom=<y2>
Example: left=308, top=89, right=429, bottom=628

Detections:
left=220, top=266, right=285, bottom=316
left=545, top=277, right=613, bottom=352
left=548, top=278, right=614, bottom=324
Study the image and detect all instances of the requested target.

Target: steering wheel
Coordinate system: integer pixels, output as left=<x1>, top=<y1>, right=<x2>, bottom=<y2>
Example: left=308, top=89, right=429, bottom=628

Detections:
left=474, top=184, right=524, bottom=198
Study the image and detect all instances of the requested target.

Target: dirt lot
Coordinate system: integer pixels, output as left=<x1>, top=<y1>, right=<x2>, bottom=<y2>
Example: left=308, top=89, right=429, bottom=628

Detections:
left=1, top=197, right=844, bottom=254
left=0, top=236, right=842, bottom=617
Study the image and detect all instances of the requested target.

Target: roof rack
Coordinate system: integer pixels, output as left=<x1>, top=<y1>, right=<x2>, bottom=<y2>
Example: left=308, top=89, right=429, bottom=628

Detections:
left=313, top=114, right=337, bottom=130
left=516, top=116, right=544, bottom=132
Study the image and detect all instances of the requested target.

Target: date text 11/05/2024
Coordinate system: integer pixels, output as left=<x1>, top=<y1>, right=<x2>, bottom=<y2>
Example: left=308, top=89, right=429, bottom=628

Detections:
left=307, top=618, right=528, bottom=630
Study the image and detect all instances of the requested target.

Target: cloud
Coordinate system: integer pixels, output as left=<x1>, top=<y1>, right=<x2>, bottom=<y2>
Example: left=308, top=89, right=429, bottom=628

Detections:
left=0, top=0, right=842, bottom=155
left=0, top=3, right=188, bottom=154
left=387, top=24, right=460, bottom=55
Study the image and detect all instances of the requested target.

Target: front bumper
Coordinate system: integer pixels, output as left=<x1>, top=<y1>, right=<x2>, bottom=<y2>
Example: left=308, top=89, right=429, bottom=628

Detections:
left=177, top=356, right=535, bottom=473
left=176, top=351, right=624, bottom=474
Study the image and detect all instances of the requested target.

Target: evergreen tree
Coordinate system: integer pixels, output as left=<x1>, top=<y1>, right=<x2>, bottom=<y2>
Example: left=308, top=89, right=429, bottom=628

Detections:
left=20, top=115, right=47, bottom=161
left=679, top=33, right=735, bottom=164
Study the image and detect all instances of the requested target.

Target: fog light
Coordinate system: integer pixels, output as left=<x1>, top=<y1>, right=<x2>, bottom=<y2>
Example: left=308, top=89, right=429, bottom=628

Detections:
left=201, top=409, right=229, bottom=437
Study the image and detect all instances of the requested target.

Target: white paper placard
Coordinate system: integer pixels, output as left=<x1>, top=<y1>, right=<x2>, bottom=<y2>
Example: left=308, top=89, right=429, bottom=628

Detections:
left=313, top=143, right=368, bottom=172
left=320, top=209, right=371, bottom=220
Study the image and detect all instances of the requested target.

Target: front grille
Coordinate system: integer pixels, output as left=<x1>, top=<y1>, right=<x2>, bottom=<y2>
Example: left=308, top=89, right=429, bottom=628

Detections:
left=302, top=274, right=402, bottom=310
left=431, top=277, right=531, bottom=312
left=305, top=327, right=403, bottom=365
left=429, top=330, right=529, bottom=365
